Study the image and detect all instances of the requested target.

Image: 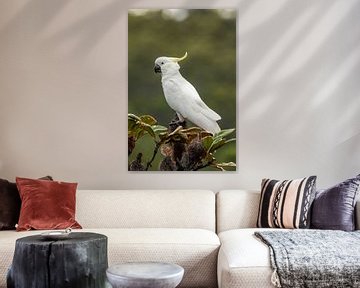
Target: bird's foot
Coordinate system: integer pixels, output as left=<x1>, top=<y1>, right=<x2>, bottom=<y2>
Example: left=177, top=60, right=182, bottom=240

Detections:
left=169, top=120, right=187, bottom=132
left=169, top=115, right=187, bottom=132
left=178, top=120, right=186, bottom=128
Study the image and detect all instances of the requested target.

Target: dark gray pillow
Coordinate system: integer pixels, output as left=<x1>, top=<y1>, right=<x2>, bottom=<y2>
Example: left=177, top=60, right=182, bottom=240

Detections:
left=0, top=179, right=20, bottom=230
left=311, top=174, right=360, bottom=231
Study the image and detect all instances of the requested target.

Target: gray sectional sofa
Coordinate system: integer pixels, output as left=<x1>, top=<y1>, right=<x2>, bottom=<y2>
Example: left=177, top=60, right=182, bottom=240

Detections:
left=0, top=189, right=359, bottom=288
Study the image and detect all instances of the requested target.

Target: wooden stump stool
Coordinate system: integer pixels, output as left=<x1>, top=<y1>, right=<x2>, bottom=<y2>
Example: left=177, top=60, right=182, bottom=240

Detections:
left=7, top=232, right=108, bottom=288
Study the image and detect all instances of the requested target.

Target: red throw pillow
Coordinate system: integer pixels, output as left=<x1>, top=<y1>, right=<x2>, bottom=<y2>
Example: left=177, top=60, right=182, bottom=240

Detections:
left=16, top=177, right=82, bottom=231
left=0, top=176, right=53, bottom=230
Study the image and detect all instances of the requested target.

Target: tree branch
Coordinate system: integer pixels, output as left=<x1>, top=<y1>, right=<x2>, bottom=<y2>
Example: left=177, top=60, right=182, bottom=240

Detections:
left=145, top=142, right=161, bottom=171
left=193, top=160, right=213, bottom=171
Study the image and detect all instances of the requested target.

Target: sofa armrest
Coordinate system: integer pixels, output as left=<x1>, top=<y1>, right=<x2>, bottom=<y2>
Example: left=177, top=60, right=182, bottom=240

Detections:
left=356, top=200, right=360, bottom=230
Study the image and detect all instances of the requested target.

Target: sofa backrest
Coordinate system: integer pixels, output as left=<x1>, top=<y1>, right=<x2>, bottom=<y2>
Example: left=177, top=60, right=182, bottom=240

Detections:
left=217, top=190, right=360, bottom=233
left=216, top=190, right=260, bottom=233
left=76, top=190, right=216, bottom=231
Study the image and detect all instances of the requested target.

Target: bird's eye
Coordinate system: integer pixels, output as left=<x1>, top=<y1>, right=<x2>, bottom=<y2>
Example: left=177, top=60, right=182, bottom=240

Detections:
left=161, top=62, right=164, bottom=65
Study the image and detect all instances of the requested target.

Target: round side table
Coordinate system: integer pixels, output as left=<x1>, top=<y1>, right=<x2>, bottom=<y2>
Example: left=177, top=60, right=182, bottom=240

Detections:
left=106, top=262, right=184, bottom=288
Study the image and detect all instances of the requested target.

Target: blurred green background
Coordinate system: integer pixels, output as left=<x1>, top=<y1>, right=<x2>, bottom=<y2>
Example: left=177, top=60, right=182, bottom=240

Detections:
left=128, top=9, right=237, bottom=171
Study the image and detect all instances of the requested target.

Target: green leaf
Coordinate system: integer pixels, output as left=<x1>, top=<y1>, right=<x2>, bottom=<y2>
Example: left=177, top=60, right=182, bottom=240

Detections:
left=128, top=114, right=141, bottom=121
left=212, top=136, right=224, bottom=146
left=214, top=128, right=235, bottom=139
left=134, top=127, right=145, bottom=139
left=200, top=131, right=213, bottom=138
left=209, top=139, right=226, bottom=152
left=202, top=136, right=214, bottom=151
left=128, top=119, right=138, bottom=132
left=141, top=124, right=156, bottom=138
left=210, top=137, right=236, bottom=153
left=225, top=138, right=236, bottom=144
left=151, top=125, right=168, bottom=133
left=140, top=115, right=157, bottom=125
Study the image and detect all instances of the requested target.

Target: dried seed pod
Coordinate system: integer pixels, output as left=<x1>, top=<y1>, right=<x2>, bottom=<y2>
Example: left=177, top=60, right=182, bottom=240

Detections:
left=180, top=152, right=190, bottom=169
left=160, top=144, right=172, bottom=157
left=128, top=136, right=136, bottom=155
left=188, top=140, right=206, bottom=163
left=129, top=153, right=145, bottom=171
left=160, top=156, right=176, bottom=171
left=172, top=142, right=186, bottom=162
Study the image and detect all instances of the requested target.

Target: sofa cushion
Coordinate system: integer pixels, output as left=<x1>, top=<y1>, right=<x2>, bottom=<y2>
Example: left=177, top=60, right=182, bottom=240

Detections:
left=76, top=190, right=216, bottom=231
left=218, top=228, right=277, bottom=288
left=0, top=228, right=220, bottom=288
left=16, top=177, right=82, bottom=231
left=104, top=228, right=219, bottom=288
left=257, top=176, right=316, bottom=229
left=311, top=174, right=360, bottom=231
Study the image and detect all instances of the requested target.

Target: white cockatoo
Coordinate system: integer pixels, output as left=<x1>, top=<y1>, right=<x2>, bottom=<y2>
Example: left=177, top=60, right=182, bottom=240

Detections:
left=154, top=52, right=221, bottom=135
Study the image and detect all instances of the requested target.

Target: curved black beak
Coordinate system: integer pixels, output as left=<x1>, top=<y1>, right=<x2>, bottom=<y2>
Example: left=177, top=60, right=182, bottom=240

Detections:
left=154, top=64, right=161, bottom=73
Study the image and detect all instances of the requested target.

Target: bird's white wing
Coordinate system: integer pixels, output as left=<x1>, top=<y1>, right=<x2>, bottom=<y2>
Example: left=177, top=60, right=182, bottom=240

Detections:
left=165, top=76, right=221, bottom=120
left=162, top=76, right=221, bottom=134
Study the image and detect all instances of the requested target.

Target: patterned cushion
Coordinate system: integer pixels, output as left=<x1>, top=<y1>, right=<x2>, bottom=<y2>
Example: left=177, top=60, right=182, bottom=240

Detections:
left=257, top=176, right=316, bottom=229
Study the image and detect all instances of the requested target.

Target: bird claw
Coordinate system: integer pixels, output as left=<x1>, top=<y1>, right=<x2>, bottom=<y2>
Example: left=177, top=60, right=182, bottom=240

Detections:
left=169, top=119, right=187, bottom=132
left=178, top=120, right=186, bottom=127
left=168, top=114, right=187, bottom=131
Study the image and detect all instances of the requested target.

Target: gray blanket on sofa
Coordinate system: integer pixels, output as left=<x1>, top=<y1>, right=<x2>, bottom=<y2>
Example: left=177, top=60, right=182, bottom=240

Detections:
left=254, top=230, right=360, bottom=288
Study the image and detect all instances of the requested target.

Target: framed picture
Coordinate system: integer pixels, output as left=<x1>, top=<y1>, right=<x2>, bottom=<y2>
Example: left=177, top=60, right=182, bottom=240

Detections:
left=128, top=9, right=236, bottom=171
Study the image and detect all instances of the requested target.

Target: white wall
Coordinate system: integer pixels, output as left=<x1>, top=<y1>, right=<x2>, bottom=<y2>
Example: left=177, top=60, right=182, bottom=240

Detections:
left=0, top=0, right=359, bottom=191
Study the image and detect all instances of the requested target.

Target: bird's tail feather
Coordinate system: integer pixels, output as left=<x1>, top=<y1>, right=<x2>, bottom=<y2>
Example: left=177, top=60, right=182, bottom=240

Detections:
left=191, top=113, right=221, bottom=135
left=210, top=121, right=221, bottom=135
left=197, top=100, right=221, bottom=121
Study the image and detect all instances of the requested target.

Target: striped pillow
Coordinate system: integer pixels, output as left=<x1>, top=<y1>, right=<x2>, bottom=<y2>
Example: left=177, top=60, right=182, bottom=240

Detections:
left=257, top=176, right=316, bottom=229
